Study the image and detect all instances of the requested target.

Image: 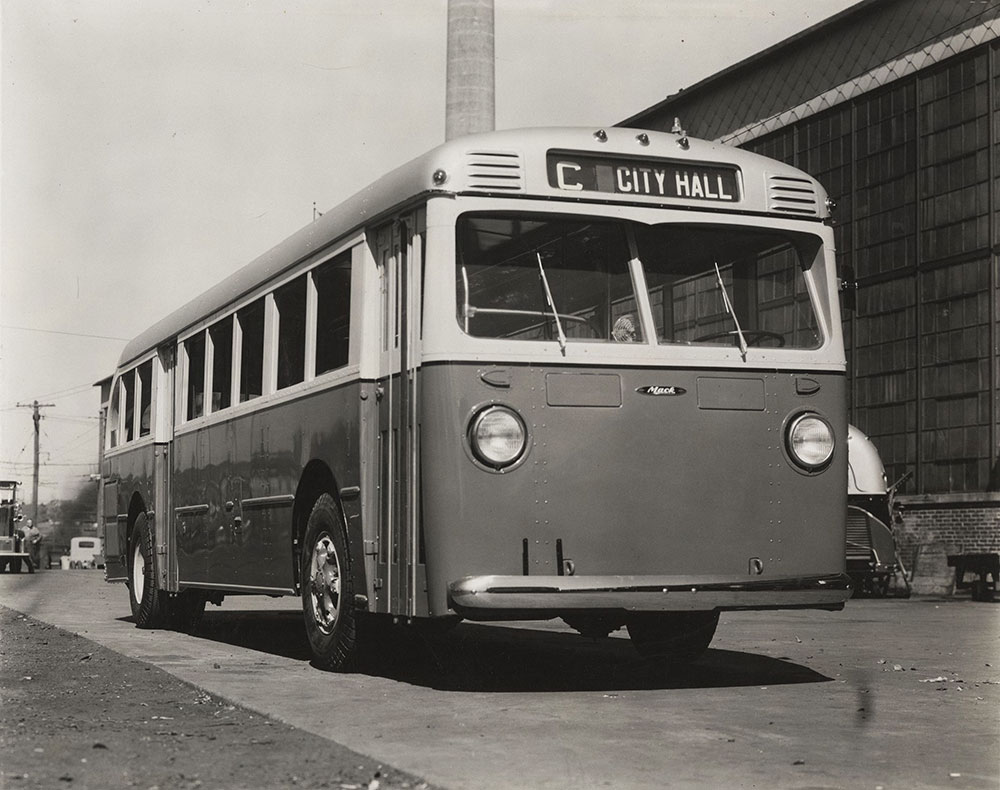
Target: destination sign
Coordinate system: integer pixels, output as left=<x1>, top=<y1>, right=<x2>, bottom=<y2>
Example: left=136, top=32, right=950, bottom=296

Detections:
left=546, top=151, right=741, bottom=202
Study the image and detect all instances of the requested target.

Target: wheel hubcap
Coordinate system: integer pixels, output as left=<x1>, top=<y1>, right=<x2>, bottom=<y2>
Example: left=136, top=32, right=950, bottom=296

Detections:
left=131, top=540, right=145, bottom=602
left=308, top=534, right=341, bottom=634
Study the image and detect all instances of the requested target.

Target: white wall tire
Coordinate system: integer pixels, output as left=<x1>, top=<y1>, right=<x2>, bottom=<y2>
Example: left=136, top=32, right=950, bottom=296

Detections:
left=127, top=514, right=170, bottom=628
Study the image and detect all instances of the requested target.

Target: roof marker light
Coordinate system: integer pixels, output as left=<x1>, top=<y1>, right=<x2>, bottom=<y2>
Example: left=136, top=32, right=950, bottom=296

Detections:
left=671, top=117, right=690, bottom=150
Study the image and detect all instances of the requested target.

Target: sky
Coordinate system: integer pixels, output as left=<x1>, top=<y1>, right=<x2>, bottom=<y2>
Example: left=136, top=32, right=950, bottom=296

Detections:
left=1, top=0, right=861, bottom=506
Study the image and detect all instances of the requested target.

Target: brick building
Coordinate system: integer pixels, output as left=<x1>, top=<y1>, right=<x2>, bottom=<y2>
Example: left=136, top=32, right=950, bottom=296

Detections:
left=621, top=0, right=1000, bottom=591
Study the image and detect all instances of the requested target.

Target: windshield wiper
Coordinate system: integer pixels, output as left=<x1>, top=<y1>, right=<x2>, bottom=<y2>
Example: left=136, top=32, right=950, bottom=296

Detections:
left=713, top=261, right=748, bottom=361
left=537, top=252, right=567, bottom=355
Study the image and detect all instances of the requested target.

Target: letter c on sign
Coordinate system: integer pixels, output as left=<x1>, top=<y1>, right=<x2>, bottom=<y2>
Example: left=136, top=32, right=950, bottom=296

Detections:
left=556, top=161, right=583, bottom=191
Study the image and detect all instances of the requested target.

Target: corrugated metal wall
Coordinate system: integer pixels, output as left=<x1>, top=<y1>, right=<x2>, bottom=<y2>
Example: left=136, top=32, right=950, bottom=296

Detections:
left=623, top=1, right=1000, bottom=496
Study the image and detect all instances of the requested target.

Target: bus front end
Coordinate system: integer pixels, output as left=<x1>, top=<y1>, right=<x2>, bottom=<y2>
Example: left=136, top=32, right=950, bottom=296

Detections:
left=416, top=129, right=852, bottom=658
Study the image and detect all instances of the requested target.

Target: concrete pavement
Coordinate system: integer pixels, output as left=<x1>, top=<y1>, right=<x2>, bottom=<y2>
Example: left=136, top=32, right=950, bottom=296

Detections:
left=1, top=570, right=997, bottom=789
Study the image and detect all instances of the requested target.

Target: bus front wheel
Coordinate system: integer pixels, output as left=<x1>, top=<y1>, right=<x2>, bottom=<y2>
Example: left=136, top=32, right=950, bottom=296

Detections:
left=626, top=611, right=719, bottom=663
left=301, top=494, right=358, bottom=672
left=128, top=515, right=170, bottom=628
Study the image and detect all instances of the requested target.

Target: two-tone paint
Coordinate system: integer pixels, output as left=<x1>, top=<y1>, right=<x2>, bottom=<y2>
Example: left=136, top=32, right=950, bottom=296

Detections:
left=101, top=126, right=852, bottom=631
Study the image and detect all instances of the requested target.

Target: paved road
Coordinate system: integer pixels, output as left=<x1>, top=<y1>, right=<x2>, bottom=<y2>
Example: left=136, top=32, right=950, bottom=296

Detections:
left=1, top=570, right=997, bottom=789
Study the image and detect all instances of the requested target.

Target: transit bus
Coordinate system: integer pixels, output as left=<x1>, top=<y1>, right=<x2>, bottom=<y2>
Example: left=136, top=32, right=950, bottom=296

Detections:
left=100, top=126, right=852, bottom=670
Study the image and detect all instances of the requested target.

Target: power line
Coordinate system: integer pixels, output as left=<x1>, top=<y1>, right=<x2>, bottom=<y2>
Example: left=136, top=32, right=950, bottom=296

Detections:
left=0, top=324, right=131, bottom=342
left=1, top=381, right=99, bottom=410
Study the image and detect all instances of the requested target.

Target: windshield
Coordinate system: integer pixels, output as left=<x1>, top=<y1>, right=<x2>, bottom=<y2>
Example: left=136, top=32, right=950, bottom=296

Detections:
left=457, top=214, right=642, bottom=342
left=456, top=212, right=822, bottom=350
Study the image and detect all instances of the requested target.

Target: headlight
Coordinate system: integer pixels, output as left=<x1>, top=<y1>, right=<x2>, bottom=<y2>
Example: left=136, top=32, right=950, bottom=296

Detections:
left=469, top=406, right=527, bottom=468
left=787, top=413, right=835, bottom=470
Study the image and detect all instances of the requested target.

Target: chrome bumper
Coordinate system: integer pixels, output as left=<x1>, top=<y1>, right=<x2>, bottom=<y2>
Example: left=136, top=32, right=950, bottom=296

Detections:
left=449, top=573, right=853, bottom=616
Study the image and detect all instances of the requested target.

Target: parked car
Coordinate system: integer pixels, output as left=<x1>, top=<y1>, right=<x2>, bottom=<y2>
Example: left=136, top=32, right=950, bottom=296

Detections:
left=68, top=536, right=104, bottom=569
left=846, top=426, right=902, bottom=596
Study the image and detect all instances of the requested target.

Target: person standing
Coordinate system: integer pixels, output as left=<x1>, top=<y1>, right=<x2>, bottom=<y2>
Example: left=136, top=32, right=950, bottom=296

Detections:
left=24, top=519, right=42, bottom=570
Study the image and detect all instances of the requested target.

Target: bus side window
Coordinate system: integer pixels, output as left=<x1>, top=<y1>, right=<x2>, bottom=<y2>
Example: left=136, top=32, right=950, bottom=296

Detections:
left=209, top=317, right=233, bottom=412
left=122, top=369, right=135, bottom=442
left=108, top=378, right=121, bottom=448
left=137, top=360, right=152, bottom=437
left=275, top=275, right=307, bottom=390
left=186, top=332, right=206, bottom=421
left=238, top=299, right=264, bottom=402
left=314, top=252, right=352, bottom=374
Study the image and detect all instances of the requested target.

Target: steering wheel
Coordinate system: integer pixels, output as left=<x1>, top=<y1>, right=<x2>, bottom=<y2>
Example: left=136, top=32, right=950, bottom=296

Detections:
left=693, top=329, right=786, bottom=347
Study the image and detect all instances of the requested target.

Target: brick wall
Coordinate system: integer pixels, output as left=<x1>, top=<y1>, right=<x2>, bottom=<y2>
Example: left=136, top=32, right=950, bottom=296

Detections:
left=894, top=494, right=1000, bottom=595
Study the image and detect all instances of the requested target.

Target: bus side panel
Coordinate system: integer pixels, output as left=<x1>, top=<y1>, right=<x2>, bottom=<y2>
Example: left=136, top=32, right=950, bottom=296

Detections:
left=419, top=363, right=847, bottom=616
left=172, top=430, right=210, bottom=585
left=172, top=381, right=362, bottom=593
left=103, top=445, right=156, bottom=581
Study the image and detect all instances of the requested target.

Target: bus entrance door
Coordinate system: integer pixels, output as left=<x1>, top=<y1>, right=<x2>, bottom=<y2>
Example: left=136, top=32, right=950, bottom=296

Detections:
left=373, top=216, right=423, bottom=617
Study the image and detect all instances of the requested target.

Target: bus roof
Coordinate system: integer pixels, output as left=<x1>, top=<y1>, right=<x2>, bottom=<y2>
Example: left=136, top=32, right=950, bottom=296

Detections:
left=117, top=126, right=829, bottom=369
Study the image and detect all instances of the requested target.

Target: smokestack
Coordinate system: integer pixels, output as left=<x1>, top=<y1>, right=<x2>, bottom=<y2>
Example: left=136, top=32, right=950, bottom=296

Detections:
left=445, top=0, right=495, bottom=140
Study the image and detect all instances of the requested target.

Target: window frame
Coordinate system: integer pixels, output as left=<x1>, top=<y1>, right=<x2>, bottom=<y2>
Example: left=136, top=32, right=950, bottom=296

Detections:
left=172, top=235, right=364, bottom=435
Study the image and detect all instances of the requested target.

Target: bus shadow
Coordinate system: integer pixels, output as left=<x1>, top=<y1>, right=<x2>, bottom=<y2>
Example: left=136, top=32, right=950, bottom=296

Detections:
left=193, top=610, right=315, bottom=661
left=188, top=612, right=831, bottom=692
left=363, top=622, right=832, bottom=692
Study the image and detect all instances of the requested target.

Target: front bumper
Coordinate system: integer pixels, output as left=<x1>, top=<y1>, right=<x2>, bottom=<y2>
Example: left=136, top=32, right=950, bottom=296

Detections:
left=449, top=572, right=853, bottom=618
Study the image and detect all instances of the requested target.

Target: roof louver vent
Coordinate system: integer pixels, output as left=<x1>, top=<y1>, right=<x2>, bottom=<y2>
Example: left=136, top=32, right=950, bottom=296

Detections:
left=768, top=174, right=820, bottom=216
left=464, top=151, right=524, bottom=192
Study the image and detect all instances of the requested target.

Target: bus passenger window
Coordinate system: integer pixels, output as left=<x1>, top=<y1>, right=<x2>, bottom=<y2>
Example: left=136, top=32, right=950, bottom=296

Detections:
left=186, top=332, right=206, bottom=421
left=238, top=300, right=264, bottom=402
left=275, top=275, right=306, bottom=389
left=209, top=318, right=233, bottom=412
left=108, top=380, right=120, bottom=448
left=137, top=360, right=152, bottom=437
left=314, top=253, right=352, bottom=374
left=122, top=369, right=135, bottom=442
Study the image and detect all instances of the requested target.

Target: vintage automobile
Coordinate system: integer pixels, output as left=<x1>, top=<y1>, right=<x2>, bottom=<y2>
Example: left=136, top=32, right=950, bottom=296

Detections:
left=68, top=536, right=105, bottom=569
left=0, top=480, right=33, bottom=574
left=846, top=426, right=902, bottom=596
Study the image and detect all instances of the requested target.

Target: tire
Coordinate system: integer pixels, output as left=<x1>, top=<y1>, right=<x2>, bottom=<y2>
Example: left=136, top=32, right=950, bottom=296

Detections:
left=169, top=591, right=207, bottom=633
left=128, top=514, right=171, bottom=628
left=562, top=613, right=625, bottom=639
left=301, top=494, right=358, bottom=671
left=626, top=611, right=720, bottom=663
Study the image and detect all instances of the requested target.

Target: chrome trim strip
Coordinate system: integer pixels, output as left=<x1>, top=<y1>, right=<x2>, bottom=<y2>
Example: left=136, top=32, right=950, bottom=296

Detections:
left=241, top=494, right=295, bottom=510
left=449, top=573, right=853, bottom=613
left=174, top=504, right=210, bottom=516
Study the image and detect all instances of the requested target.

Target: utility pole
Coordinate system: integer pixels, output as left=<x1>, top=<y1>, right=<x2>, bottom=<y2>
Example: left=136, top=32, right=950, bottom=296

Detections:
left=16, top=400, right=55, bottom=525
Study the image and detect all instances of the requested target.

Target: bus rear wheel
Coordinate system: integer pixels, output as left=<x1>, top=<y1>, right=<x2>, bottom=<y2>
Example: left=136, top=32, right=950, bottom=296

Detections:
left=626, top=611, right=719, bottom=663
left=301, top=494, right=358, bottom=672
left=169, top=590, right=207, bottom=632
left=128, top=515, right=171, bottom=628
